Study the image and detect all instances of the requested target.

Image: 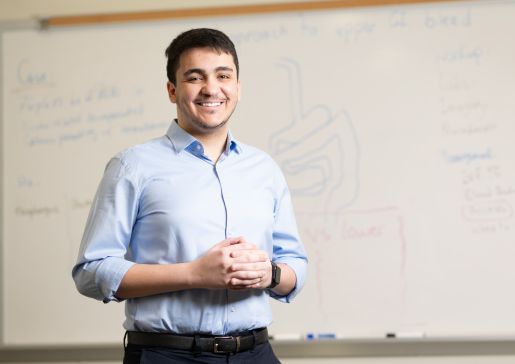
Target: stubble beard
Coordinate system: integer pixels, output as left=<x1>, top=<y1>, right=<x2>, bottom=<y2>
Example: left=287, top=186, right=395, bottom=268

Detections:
left=191, top=104, right=237, bottom=133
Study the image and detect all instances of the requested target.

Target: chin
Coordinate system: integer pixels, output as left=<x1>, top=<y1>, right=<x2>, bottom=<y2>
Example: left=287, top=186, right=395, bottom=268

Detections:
left=197, top=118, right=228, bottom=130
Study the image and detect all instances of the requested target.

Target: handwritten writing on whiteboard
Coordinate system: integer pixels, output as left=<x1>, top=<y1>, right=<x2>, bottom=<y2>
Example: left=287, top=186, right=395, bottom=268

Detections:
left=428, top=11, right=515, bottom=239
left=230, top=25, right=288, bottom=46
left=15, top=58, right=56, bottom=91
left=424, top=7, right=472, bottom=29
left=15, top=205, right=60, bottom=218
left=14, top=79, right=152, bottom=146
left=336, top=21, right=376, bottom=44
left=70, top=198, right=92, bottom=211
left=462, top=200, right=514, bottom=221
left=298, top=206, right=407, bottom=322
left=268, top=59, right=359, bottom=213
left=460, top=163, right=515, bottom=234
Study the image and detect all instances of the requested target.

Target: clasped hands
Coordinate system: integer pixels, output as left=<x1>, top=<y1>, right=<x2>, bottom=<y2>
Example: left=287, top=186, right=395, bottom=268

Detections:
left=193, top=237, right=272, bottom=290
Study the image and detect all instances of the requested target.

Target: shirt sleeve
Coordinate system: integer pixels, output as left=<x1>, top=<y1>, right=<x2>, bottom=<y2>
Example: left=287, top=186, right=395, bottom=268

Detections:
left=269, top=164, right=308, bottom=303
left=71, top=155, right=139, bottom=303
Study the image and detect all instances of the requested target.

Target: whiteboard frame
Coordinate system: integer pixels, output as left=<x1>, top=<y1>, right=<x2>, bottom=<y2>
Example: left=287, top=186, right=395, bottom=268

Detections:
left=0, top=19, right=40, bottom=347
left=42, top=0, right=462, bottom=27
left=2, top=337, right=515, bottom=361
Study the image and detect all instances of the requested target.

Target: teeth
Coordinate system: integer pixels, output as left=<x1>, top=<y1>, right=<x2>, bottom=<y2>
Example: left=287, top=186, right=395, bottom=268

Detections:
left=199, top=102, right=223, bottom=107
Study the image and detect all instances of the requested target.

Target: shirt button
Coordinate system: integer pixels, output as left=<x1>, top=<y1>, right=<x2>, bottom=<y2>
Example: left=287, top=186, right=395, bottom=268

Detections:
left=230, top=306, right=235, bottom=312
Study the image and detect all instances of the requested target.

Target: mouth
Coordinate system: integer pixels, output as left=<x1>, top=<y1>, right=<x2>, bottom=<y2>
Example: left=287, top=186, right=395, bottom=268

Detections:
left=196, top=100, right=225, bottom=107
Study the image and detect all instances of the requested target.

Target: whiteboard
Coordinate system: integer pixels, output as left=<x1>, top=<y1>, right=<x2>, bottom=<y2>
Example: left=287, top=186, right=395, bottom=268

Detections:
left=2, top=0, right=515, bottom=346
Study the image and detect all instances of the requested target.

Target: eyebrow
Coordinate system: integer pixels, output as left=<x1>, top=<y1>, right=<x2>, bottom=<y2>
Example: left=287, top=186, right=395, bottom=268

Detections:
left=182, top=66, right=235, bottom=78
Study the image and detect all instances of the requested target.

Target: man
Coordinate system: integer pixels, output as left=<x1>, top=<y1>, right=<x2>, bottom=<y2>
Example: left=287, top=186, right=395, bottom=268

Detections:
left=72, top=28, right=307, bottom=364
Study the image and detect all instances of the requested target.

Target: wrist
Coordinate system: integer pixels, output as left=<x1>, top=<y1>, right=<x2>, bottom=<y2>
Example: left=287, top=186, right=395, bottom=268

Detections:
left=267, top=261, right=281, bottom=289
left=184, top=261, right=199, bottom=289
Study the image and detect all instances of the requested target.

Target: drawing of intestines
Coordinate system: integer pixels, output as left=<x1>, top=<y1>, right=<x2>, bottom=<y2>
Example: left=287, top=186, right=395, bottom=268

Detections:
left=269, top=58, right=360, bottom=213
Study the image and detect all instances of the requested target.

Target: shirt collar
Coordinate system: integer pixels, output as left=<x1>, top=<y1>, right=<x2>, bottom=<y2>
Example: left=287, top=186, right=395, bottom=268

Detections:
left=226, top=129, right=242, bottom=155
left=166, top=120, right=242, bottom=156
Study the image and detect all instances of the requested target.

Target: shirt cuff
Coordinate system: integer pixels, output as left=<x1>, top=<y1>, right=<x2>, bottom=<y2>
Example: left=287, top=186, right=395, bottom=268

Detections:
left=96, top=257, right=135, bottom=303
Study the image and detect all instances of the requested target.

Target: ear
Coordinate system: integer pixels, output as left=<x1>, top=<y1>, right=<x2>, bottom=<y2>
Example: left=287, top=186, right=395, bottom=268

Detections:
left=237, top=79, right=241, bottom=101
left=167, top=81, right=177, bottom=103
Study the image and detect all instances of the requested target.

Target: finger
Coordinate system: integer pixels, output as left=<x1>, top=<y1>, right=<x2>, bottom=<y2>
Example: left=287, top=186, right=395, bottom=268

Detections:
left=229, top=277, right=263, bottom=287
left=225, top=236, right=247, bottom=245
left=229, top=269, right=265, bottom=280
left=233, top=236, right=250, bottom=243
left=229, top=249, right=266, bottom=259
left=245, top=282, right=265, bottom=289
left=227, top=236, right=247, bottom=245
left=226, top=243, right=257, bottom=253
left=232, top=275, right=271, bottom=289
left=214, top=237, right=246, bottom=250
left=215, top=239, right=239, bottom=249
left=231, top=262, right=269, bottom=272
left=247, top=275, right=272, bottom=289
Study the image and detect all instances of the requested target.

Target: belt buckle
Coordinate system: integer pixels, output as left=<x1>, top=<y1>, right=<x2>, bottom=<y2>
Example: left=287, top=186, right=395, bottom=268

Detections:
left=213, top=336, right=240, bottom=353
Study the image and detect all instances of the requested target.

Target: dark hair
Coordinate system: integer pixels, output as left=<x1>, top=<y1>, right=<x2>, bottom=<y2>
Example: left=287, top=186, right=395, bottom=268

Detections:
left=165, top=28, right=239, bottom=85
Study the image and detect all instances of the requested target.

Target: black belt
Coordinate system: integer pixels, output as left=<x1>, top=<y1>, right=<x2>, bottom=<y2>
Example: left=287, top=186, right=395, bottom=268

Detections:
left=126, top=327, right=268, bottom=354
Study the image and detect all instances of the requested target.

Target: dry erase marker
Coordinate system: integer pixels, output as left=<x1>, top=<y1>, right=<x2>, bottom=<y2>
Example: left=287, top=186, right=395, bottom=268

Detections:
left=305, top=332, right=341, bottom=340
left=385, top=331, right=425, bottom=339
left=318, top=333, right=338, bottom=339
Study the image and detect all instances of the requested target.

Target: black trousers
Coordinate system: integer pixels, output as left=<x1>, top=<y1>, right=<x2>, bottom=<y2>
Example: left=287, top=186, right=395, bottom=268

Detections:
left=123, top=342, right=281, bottom=364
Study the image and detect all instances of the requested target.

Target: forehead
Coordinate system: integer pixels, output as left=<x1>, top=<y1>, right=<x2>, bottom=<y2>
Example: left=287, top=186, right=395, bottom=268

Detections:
left=177, top=47, right=236, bottom=71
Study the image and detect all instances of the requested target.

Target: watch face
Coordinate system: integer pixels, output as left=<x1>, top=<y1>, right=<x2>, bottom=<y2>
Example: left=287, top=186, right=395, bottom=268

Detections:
left=274, top=264, right=281, bottom=283
left=270, top=262, right=281, bottom=288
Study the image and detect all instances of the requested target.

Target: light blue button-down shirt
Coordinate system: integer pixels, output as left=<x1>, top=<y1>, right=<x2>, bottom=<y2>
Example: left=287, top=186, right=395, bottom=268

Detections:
left=72, top=120, right=307, bottom=335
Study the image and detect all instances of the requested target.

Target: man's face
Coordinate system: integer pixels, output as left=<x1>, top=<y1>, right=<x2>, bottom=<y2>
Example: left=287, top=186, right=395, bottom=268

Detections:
left=167, top=47, right=240, bottom=137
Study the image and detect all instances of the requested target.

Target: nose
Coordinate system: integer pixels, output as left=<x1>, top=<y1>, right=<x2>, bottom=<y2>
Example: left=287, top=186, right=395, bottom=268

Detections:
left=200, top=75, right=221, bottom=96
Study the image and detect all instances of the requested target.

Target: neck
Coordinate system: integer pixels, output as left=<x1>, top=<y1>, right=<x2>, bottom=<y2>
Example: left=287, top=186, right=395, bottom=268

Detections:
left=197, top=131, right=228, bottom=163
left=175, top=119, right=230, bottom=162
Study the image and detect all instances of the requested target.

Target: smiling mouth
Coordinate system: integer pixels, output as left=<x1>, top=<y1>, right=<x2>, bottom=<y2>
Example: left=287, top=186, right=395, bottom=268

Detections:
left=196, top=101, right=225, bottom=107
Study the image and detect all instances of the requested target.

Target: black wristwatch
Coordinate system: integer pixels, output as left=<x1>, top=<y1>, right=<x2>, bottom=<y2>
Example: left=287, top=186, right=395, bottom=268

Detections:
left=268, top=262, right=281, bottom=289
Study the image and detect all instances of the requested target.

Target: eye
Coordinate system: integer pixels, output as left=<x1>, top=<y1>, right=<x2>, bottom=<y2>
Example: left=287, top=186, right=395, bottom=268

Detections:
left=186, top=75, right=203, bottom=82
left=218, top=73, right=231, bottom=80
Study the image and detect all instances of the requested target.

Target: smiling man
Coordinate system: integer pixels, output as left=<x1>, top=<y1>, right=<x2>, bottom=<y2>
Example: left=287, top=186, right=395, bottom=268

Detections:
left=72, top=28, right=307, bottom=364
left=166, top=44, right=240, bottom=162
